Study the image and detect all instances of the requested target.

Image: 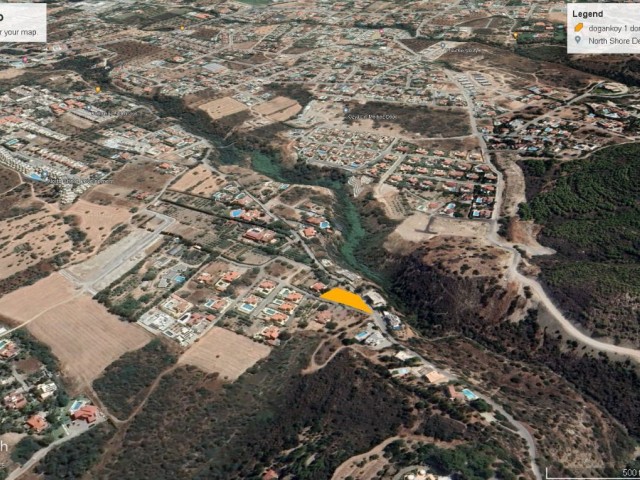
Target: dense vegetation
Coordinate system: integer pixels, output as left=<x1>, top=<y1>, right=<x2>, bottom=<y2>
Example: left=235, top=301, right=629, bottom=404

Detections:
left=516, top=45, right=640, bottom=87
left=384, top=439, right=523, bottom=480
left=0, top=252, right=70, bottom=298
left=11, top=437, right=47, bottom=464
left=520, top=144, right=640, bottom=343
left=93, top=339, right=177, bottom=420
left=96, top=336, right=411, bottom=480
left=12, top=330, right=59, bottom=372
left=35, top=423, right=115, bottom=479
left=390, top=250, right=640, bottom=442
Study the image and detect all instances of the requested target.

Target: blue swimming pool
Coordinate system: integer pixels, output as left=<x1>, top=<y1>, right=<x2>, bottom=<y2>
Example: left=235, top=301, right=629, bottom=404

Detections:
left=355, top=331, right=370, bottom=341
left=29, top=173, right=43, bottom=181
left=239, top=303, right=255, bottom=313
left=230, top=209, right=243, bottom=218
left=174, top=275, right=186, bottom=283
left=462, top=388, right=478, bottom=400
left=69, top=400, right=83, bottom=412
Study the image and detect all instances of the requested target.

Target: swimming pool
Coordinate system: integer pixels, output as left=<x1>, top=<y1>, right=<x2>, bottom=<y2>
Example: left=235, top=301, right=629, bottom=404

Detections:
left=355, top=331, right=370, bottom=341
left=174, top=275, right=186, bottom=283
left=462, top=388, right=478, bottom=400
left=204, top=299, right=214, bottom=308
left=263, top=307, right=277, bottom=316
left=230, top=209, right=243, bottom=218
left=69, top=400, right=83, bottom=412
left=29, top=173, right=43, bottom=181
left=319, top=221, right=330, bottom=229
left=239, top=303, right=255, bottom=313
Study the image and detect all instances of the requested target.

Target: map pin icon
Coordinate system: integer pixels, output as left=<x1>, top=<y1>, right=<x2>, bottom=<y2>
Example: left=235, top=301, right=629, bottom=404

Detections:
left=575, top=36, right=581, bottom=43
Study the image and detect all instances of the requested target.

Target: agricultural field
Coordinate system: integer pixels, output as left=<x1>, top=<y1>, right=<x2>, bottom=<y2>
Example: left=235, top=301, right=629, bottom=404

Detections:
left=169, top=164, right=224, bottom=197
left=254, top=96, right=302, bottom=122
left=199, top=97, right=249, bottom=120
left=0, top=273, right=77, bottom=324
left=178, top=327, right=271, bottom=380
left=26, top=295, right=151, bottom=390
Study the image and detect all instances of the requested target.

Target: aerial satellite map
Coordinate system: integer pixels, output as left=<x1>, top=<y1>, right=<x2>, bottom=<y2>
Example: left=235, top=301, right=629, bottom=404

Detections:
left=0, top=0, right=638, bottom=479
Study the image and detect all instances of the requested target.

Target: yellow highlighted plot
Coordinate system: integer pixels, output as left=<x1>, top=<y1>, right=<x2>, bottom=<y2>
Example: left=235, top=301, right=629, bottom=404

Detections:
left=320, top=288, right=373, bottom=314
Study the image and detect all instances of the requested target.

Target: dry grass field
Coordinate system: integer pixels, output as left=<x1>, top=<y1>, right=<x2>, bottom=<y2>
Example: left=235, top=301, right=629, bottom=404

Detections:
left=0, top=274, right=151, bottom=389
left=254, top=96, right=302, bottom=122
left=66, top=199, right=131, bottom=248
left=109, top=160, right=172, bottom=193
left=178, top=327, right=271, bottom=380
left=0, top=210, right=75, bottom=280
left=199, top=96, right=249, bottom=120
left=0, top=199, right=129, bottom=280
left=26, top=295, right=151, bottom=390
left=169, top=165, right=224, bottom=196
left=0, top=273, right=77, bottom=323
left=269, top=104, right=302, bottom=122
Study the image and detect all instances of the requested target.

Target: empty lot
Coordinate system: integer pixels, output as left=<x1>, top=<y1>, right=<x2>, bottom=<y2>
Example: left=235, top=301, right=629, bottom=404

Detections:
left=0, top=273, right=77, bottom=323
left=199, top=97, right=249, bottom=120
left=0, top=274, right=151, bottom=390
left=178, top=327, right=271, bottom=380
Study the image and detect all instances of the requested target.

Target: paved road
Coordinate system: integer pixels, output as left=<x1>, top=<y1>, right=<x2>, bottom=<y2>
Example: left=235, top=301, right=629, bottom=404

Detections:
left=7, top=418, right=106, bottom=480
left=62, top=210, right=174, bottom=295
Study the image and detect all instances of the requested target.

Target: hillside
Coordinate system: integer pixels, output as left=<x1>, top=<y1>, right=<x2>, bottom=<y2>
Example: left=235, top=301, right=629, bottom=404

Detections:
left=520, top=144, right=640, bottom=346
left=387, top=239, right=640, bottom=467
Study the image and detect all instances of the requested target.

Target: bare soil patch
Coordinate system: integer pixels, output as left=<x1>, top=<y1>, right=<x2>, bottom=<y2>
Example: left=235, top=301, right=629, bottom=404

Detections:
left=109, top=160, right=171, bottom=193
left=428, top=216, right=490, bottom=238
left=169, top=165, right=223, bottom=196
left=254, top=96, right=302, bottom=121
left=178, top=327, right=271, bottom=381
left=199, top=97, right=249, bottom=120
left=0, top=273, right=76, bottom=323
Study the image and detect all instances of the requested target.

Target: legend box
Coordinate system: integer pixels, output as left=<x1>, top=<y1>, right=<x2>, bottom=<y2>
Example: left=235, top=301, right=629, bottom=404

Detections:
left=568, top=3, right=640, bottom=54
left=0, top=4, right=46, bottom=43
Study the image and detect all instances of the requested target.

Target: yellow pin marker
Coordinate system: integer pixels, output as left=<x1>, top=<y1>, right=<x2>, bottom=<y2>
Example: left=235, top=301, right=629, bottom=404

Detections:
left=180, top=25, right=185, bottom=31
left=95, top=86, right=101, bottom=94
left=512, top=32, right=519, bottom=40
left=574, top=23, right=584, bottom=32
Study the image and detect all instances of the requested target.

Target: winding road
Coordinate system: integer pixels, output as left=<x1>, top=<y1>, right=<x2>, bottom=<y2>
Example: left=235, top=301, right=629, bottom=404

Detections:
left=370, top=312, right=542, bottom=480
left=451, top=68, right=640, bottom=363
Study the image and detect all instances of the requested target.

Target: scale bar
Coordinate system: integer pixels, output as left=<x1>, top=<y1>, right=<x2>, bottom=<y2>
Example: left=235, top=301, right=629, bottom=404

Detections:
left=545, top=468, right=640, bottom=480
